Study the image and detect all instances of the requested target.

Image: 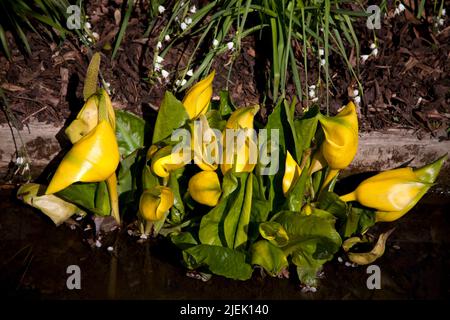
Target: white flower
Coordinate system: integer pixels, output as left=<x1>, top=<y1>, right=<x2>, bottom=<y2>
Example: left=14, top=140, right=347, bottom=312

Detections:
left=156, top=41, right=162, bottom=49
left=104, top=82, right=111, bottom=88
left=156, top=55, right=164, bottom=63
left=180, top=22, right=187, bottom=30
left=87, top=37, right=93, bottom=43
left=361, top=54, right=369, bottom=62
left=371, top=48, right=379, bottom=56
left=158, top=5, right=165, bottom=14
left=308, top=90, right=316, bottom=98
left=161, top=69, right=169, bottom=78
left=175, top=16, right=179, bottom=22
left=318, top=48, right=324, bottom=56
left=212, top=39, right=219, bottom=47
left=185, top=17, right=192, bottom=25
left=186, top=69, right=193, bottom=76
left=394, top=8, right=400, bottom=15
left=442, top=9, right=446, bottom=16
left=354, top=96, right=361, bottom=104
left=227, top=42, right=234, bottom=50
left=438, top=18, right=444, bottom=26
left=309, top=84, right=316, bottom=89
left=16, top=156, right=24, bottom=165
left=92, top=32, right=100, bottom=40
left=190, top=5, right=197, bottom=13
left=370, top=43, right=376, bottom=49
left=175, top=80, right=181, bottom=86
left=398, top=3, right=405, bottom=12
left=320, top=59, right=326, bottom=66
left=154, top=63, right=162, bottom=71
left=181, top=79, right=187, bottom=86
left=164, top=34, right=170, bottom=41
left=85, top=22, right=91, bottom=29
left=311, top=97, right=319, bottom=102
left=353, top=89, right=359, bottom=97
left=107, top=246, right=114, bottom=252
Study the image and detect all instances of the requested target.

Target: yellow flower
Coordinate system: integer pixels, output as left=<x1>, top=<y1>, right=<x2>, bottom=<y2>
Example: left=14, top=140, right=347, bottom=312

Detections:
left=340, top=155, right=447, bottom=222
left=151, top=146, right=187, bottom=178
left=316, top=101, right=358, bottom=170
left=191, top=115, right=220, bottom=171
left=220, top=131, right=257, bottom=174
left=182, top=71, right=215, bottom=119
left=46, top=121, right=120, bottom=194
left=225, top=105, right=259, bottom=129
left=139, top=186, right=174, bottom=221
left=282, top=151, right=302, bottom=195
left=188, top=171, right=222, bottom=206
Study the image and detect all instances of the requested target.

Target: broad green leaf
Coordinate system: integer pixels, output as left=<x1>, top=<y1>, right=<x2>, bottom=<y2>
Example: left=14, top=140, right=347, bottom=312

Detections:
left=206, top=109, right=226, bottom=131
left=218, top=90, right=235, bottom=117
left=94, top=181, right=111, bottom=216
left=183, top=244, right=253, bottom=280
left=171, top=231, right=198, bottom=250
left=18, top=183, right=86, bottom=226
left=294, top=106, right=320, bottom=160
left=318, top=191, right=348, bottom=222
left=115, top=110, right=146, bottom=158
left=56, top=182, right=109, bottom=216
left=343, top=206, right=376, bottom=238
left=152, top=91, right=188, bottom=144
left=259, top=221, right=289, bottom=246
left=199, top=173, right=240, bottom=246
left=248, top=175, right=271, bottom=244
left=251, top=240, right=288, bottom=276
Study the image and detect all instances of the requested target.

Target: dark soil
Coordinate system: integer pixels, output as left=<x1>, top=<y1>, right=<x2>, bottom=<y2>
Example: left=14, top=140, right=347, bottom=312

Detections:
left=0, top=1, right=449, bottom=137
left=1, top=185, right=449, bottom=299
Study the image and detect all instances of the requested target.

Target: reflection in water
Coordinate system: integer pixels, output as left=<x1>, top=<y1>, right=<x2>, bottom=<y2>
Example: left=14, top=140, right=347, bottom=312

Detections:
left=0, top=186, right=448, bottom=300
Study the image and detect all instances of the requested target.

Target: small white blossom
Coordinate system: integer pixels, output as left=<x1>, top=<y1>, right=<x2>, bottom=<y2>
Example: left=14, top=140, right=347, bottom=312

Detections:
left=318, top=48, right=324, bottom=56
left=438, top=18, right=444, bottom=26
left=175, top=80, right=181, bottom=86
left=361, top=54, right=369, bottom=62
left=352, top=89, right=359, bottom=97
left=227, top=42, right=234, bottom=50
left=92, top=32, right=99, bottom=40
left=354, top=96, right=361, bottom=105
left=175, top=16, right=179, bottom=22
left=158, top=5, right=165, bottom=14
left=394, top=8, right=400, bottom=15
left=442, top=9, right=446, bottom=16
left=156, top=41, right=162, bottom=49
left=186, top=69, right=193, bottom=76
left=308, top=90, right=316, bottom=98
left=87, top=37, right=93, bottom=43
left=309, top=84, right=316, bottom=89
left=185, top=17, right=192, bottom=25
left=16, top=157, right=24, bottom=165
left=370, top=43, right=376, bottom=49
left=212, top=39, right=219, bottom=47
left=337, top=257, right=343, bottom=263
left=181, top=79, right=187, bottom=86
left=85, top=22, right=91, bottom=29
left=398, top=3, right=405, bottom=12
left=190, top=5, right=197, bottom=13
left=164, top=34, right=170, bottom=42
left=371, top=48, right=379, bottom=56
left=154, top=63, right=162, bottom=71
left=161, top=69, right=169, bottom=78
left=320, top=58, right=326, bottom=66
left=95, top=240, right=102, bottom=248
left=180, top=22, right=187, bottom=30
left=104, top=82, right=111, bottom=88
left=140, top=234, right=148, bottom=240
left=311, top=97, right=319, bottom=102
left=156, top=55, right=164, bottom=63
left=107, top=246, right=114, bottom=252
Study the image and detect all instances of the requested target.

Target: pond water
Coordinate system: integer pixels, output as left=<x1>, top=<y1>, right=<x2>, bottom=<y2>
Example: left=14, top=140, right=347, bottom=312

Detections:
left=0, top=185, right=448, bottom=300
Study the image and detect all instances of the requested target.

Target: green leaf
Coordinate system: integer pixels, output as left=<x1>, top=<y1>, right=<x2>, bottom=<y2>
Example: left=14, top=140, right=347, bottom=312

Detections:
left=259, top=221, right=289, bottom=246
left=56, top=182, right=104, bottom=215
left=168, top=167, right=186, bottom=224
left=344, top=206, right=376, bottom=238
left=18, top=183, right=86, bottom=226
left=152, top=91, right=188, bottom=144
left=115, top=110, right=146, bottom=158
left=317, top=191, right=348, bottom=221
left=183, top=244, right=253, bottom=280
left=294, top=106, right=320, bottom=158
left=94, top=181, right=111, bottom=216
left=171, top=231, right=198, bottom=250
left=218, top=90, right=235, bottom=117
left=251, top=240, right=288, bottom=277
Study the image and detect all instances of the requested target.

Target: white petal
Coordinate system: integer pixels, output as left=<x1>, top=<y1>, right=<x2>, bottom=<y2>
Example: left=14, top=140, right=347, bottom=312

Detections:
left=318, top=48, right=324, bottom=56
left=213, top=39, right=219, bottom=47
left=156, top=41, right=162, bottom=49
left=158, top=5, right=165, bottom=14
left=227, top=42, right=234, bottom=50
left=161, top=70, right=169, bottom=78
left=370, top=43, right=376, bottom=49
left=164, top=35, right=170, bottom=41
left=398, top=3, right=405, bottom=12
left=371, top=48, right=379, bottom=56
left=187, top=69, right=193, bottom=76
left=180, top=22, right=187, bottom=30
left=156, top=55, right=164, bottom=63
left=190, top=5, right=197, bottom=13
left=181, top=79, right=187, bottom=86
left=185, top=17, right=192, bottom=25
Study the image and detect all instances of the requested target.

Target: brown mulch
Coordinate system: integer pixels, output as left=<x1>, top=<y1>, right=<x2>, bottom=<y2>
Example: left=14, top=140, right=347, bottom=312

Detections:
left=0, top=0, right=449, bottom=138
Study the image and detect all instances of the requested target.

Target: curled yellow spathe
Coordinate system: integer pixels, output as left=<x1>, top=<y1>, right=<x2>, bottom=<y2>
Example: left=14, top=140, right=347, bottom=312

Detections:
left=225, top=105, right=259, bottom=130
left=151, top=146, right=187, bottom=178
left=188, top=171, right=222, bottom=207
left=282, top=151, right=302, bottom=196
left=191, top=115, right=220, bottom=171
left=318, top=101, right=358, bottom=170
left=46, top=121, right=120, bottom=194
left=139, top=186, right=174, bottom=221
left=182, top=71, right=215, bottom=119
left=65, top=95, right=99, bottom=144
left=340, top=167, right=429, bottom=222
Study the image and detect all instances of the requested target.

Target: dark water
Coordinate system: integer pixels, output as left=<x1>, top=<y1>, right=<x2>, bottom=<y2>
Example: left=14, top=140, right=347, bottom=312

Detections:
left=0, top=185, right=449, bottom=300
